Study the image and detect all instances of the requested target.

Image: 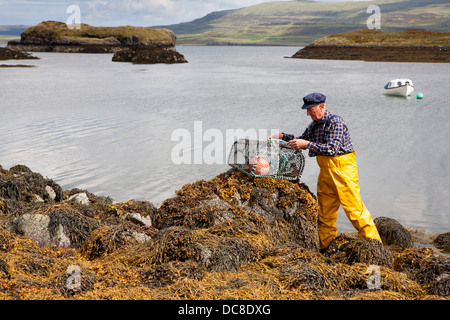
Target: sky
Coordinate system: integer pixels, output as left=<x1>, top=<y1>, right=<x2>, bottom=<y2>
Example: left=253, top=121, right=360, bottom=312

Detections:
left=0, top=0, right=372, bottom=27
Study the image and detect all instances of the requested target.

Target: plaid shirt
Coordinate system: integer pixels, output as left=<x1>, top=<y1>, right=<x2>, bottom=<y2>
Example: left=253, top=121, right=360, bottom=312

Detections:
left=282, top=110, right=354, bottom=157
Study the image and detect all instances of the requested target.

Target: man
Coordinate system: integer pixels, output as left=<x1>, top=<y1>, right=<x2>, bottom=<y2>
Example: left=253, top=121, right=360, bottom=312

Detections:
left=269, top=92, right=381, bottom=251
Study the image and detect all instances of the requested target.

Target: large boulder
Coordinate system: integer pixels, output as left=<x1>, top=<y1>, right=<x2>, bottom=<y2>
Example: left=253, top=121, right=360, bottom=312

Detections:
left=374, top=216, right=413, bottom=250
left=112, top=47, right=187, bottom=64
left=324, top=234, right=393, bottom=268
left=0, top=47, right=39, bottom=60
left=433, top=232, right=450, bottom=253
left=0, top=165, right=63, bottom=205
left=154, top=170, right=319, bottom=251
left=5, top=208, right=101, bottom=248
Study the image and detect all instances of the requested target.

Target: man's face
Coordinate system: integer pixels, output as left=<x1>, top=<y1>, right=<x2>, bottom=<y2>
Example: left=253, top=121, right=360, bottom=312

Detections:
left=306, top=103, right=325, bottom=121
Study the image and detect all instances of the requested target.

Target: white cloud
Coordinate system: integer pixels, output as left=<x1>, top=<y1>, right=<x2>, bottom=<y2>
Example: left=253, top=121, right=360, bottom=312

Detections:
left=78, top=0, right=300, bottom=25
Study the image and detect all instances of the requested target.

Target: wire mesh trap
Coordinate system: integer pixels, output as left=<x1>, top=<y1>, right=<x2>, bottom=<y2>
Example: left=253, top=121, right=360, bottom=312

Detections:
left=227, top=138, right=305, bottom=180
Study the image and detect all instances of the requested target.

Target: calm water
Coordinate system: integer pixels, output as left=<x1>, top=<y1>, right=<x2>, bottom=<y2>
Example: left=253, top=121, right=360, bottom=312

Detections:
left=1, top=46, right=449, bottom=232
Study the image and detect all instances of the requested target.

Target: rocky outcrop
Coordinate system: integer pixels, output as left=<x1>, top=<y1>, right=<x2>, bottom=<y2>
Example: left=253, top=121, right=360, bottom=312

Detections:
left=0, top=164, right=63, bottom=204
left=0, top=47, right=39, bottom=60
left=6, top=21, right=186, bottom=64
left=153, top=170, right=319, bottom=251
left=0, top=164, right=449, bottom=299
left=290, top=44, right=450, bottom=63
left=112, top=47, right=187, bottom=64
left=7, top=21, right=175, bottom=52
left=374, top=216, right=413, bottom=250
left=290, top=29, right=450, bottom=63
left=434, top=232, right=450, bottom=253
left=5, top=209, right=100, bottom=248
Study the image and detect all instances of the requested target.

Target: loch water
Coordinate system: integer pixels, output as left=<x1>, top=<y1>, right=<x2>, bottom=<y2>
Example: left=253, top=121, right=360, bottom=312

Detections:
left=1, top=46, right=449, bottom=232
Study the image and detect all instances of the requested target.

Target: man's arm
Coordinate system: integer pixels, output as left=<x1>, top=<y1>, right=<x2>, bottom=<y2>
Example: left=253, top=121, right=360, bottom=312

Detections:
left=283, top=125, right=313, bottom=149
left=267, top=132, right=298, bottom=141
left=267, top=132, right=285, bottom=140
left=288, top=138, right=310, bottom=150
left=297, top=121, right=343, bottom=156
left=267, top=125, right=312, bottom=149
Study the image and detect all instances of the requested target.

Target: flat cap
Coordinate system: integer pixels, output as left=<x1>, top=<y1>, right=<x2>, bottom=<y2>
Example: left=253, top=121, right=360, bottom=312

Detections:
left=301, top=92, right=326, bottom=109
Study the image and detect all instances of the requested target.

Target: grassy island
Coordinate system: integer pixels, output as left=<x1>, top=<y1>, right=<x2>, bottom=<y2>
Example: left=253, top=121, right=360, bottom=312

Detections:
left=20, top=21, right=175, bottom=45
left=7, top=21, right=177, bottom=53
left=6, top=21, right=188, bottom=64
left=311, top=29, right=450, bottom=47
left=291, top=29, right=450, bottom=63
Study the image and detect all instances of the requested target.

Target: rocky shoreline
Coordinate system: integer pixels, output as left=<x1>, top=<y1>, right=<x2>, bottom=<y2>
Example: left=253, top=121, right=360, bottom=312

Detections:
left=0, top=164, right=448, bottom=300
left=112, top=47, right=187, bottom=64
left=0, top=47, right=39, bottom=68
left=290, top=45, right=450, bottom=63
left=0, top=47, right=39, bottom=60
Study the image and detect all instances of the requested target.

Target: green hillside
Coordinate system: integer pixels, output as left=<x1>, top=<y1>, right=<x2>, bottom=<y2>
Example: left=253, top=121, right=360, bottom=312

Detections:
left=158, top=0, right=450, bottom=46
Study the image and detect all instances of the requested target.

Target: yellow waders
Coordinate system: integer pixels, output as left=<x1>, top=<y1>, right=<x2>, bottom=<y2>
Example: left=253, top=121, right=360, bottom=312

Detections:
left=316, top=151, right=381, bottom=250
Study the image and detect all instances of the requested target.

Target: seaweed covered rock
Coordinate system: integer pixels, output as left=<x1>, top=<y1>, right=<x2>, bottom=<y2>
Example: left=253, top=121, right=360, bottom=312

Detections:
left=277, top=261, right=329, bottom=292
left=324, top=234, right=393, bottom=267
left=415, top=256, right=450, bottom=296
left=54, top=265, right=97, bottom=295
left=116, top=200, right=157, bottom=226
left=374, top=217, right=413, bottom=250
left=80, top=224, right=154, bottom=260
left=154, top=170, right=319, bottom=251
left=113, top=224, right=258, bottom=274
left=0, top=164, right=449, bottom=300
left=393, top=247, right=450, bottom=297
left=0, top=47, right=39, bottom=60
left=434, top=232, right=450, bottom=253
left=0, top=164, right=63, bottom=207
left=5, top=207, right=101, bottom=248
left=112, top=47, right=187, bottom=64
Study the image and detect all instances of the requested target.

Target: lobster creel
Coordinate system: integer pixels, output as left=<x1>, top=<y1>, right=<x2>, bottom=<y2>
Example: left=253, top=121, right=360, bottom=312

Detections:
left=227, top=138, right=305, bottom=180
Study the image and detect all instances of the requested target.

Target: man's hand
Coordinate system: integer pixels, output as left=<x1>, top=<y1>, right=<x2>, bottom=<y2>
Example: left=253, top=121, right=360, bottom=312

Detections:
left=288, top=139, right=310, bottom=150
left=267, top=133, right=284, bottom=140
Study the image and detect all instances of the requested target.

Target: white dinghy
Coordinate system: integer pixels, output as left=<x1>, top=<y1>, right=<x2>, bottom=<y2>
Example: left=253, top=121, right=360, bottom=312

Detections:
left=384, top=79, right=414, bottom=97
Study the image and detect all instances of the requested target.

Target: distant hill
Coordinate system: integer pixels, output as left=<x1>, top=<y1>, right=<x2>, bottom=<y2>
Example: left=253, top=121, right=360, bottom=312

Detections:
left=0, top=25, right=28, bottom=36
left=0, top=25, right=28, bottom=43
left=156, top=0, right=450, bottom=46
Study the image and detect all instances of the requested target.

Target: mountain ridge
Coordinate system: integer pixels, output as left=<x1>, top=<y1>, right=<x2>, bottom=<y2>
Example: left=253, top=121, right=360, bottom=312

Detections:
left=156, top=0, right=450, bottom=46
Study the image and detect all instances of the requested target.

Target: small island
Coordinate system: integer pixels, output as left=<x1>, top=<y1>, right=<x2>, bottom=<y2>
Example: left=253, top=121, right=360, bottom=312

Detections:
left=290, top=29, right=450, bottom=63
left=7, top=21, right=187, bottom=64
left=0, top=47, right=39, bottom=68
